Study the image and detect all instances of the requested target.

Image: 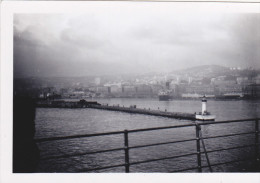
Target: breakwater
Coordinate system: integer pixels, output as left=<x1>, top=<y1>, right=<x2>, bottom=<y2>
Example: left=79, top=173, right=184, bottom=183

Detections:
left=89, top=104, right=195, bottom=120
left=37, top=99, right=100, bottom=108
left=36, top=99, right=196, bottom=120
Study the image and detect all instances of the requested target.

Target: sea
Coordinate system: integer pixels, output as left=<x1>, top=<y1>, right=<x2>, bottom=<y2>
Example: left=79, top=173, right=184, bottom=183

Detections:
left=34, top=98, right=260, bottom=172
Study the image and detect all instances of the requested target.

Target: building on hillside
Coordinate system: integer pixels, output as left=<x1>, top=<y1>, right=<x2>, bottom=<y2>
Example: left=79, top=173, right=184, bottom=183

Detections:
left=185, top=84, right=215, bottom=95
left=121, top=85, right=136, bottom=97
left=135, top=84, right=153, bottom=98
left=243, top=84, right=260, bottom=98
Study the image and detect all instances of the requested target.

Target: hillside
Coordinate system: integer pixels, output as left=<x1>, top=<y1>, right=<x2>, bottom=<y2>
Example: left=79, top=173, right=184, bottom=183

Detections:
left=173, top=65, right=231, bottom=78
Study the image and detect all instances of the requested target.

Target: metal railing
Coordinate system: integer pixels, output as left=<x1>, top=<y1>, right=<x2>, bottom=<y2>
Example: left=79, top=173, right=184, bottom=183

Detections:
left=35, top=118, right=260, bottom=172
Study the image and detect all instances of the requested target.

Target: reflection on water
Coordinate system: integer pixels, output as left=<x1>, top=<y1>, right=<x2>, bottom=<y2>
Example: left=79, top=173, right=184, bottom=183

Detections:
left=35, top=99, right=260, bottom=172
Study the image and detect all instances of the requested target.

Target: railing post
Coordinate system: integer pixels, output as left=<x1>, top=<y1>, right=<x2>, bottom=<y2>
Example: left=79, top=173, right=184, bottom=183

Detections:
left=195, top=124, right=202, bottom=172
left=124, top=130, right=130, bottom=173
left=255, top=119, right=259, bottom=162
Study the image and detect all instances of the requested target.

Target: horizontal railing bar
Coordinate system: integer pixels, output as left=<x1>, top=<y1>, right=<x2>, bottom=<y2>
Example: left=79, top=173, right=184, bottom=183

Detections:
left=35, top=125, right=196, bottom=143
left=128, top=124, right=195, bottom=133
left=201, top=157, right=256, bottom=169
left=40, top=147, right=125, bottom=160
left=130, top=152, right=197, bottom=166
left=170, top=166, right=199, bottom=172
left=74, top=157, right=258, bottom=173
left=35, top=131, right=125, bottom=142
left=77, top=163, right=126, bottom=172
left=171, top=157, right=257, bottom=172
left=202, top=143, right=260, bottom=154
left=35, top=118, right=259, bottom=142
left=76, top=156, right=257, bottom=173
left=201, top=131, right=256, bottom=140
left=39, top=143, right=259, bottom=162
left=129, top=138, right=196, bottom=149
left=35, top=125, right=195, bottom=142
left=197, top=118, right=259, bottom=126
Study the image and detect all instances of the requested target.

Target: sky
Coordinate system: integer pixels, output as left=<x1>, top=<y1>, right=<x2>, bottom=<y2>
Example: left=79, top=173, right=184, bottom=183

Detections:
left=13, top=4, right=260, bottom=77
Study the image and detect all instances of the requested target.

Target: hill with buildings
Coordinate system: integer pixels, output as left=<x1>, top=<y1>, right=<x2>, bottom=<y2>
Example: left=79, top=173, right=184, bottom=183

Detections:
left=174, top=65, right=232, bottom=78
left=14, top=65, right=260, bottom=99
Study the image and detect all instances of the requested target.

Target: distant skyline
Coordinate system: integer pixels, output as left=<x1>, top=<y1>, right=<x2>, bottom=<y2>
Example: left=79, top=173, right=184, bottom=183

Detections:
left=13, top=4, right=260, bottom=77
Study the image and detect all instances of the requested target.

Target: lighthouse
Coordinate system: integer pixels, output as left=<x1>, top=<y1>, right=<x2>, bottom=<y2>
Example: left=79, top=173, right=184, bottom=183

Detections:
left=201, top=95, right=207, bottom=115
left=196, top=95, right=215, bottom=120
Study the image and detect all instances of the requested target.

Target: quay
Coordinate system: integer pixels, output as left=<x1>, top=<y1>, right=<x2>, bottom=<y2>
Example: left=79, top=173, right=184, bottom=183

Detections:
left=36, top=99, right=196, bottom=120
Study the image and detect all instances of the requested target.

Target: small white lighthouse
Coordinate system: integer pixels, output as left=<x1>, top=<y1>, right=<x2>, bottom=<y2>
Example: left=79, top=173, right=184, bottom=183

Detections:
left=201, top=95, right=207, bottom=115
left=195, top=95, right=215, bottom=121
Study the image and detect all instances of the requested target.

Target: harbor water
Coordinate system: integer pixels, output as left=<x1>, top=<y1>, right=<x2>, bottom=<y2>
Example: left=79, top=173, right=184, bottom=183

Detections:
left=35, top=99, right=260, bottom=172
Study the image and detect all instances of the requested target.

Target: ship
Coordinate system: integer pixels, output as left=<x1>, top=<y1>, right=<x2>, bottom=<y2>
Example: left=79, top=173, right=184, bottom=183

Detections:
left=158, top=90, right=172, bottom=101
left=215, top=93, right=244, bottom=100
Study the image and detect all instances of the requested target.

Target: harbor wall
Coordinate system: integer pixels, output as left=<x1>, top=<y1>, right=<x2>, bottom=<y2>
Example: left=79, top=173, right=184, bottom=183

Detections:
left=36, top=99, right=195, bottom=120
left=89, top=104, right=195, bottom=120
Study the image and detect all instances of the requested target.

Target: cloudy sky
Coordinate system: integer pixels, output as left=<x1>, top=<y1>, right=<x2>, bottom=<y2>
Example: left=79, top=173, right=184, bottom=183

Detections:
left=13, top=4, right=260, bottom=77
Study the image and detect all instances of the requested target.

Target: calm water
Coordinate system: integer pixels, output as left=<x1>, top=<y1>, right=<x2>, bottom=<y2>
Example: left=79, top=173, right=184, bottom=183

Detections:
left=35, top=98, right=260, bottom=172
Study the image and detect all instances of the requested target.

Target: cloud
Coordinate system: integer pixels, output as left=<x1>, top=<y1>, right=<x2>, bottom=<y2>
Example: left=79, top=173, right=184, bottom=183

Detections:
left=13, top=11, right=260, bottom=77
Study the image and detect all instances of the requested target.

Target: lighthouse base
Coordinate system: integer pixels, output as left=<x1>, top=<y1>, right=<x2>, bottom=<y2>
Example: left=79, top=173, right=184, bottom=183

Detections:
left=196, top=114, right=215, bottom=121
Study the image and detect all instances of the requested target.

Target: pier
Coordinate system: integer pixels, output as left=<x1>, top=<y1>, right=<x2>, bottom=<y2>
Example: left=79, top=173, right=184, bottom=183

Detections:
left=36, top=99, right=196, bottom=120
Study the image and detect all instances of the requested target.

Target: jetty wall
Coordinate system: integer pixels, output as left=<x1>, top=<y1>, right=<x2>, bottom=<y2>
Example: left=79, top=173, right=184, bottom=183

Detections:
left=37, top=100, right=100, bottom=108
left=88, top=104, right=195, bottom=120
left=36, top=99, right=195, bottom=120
